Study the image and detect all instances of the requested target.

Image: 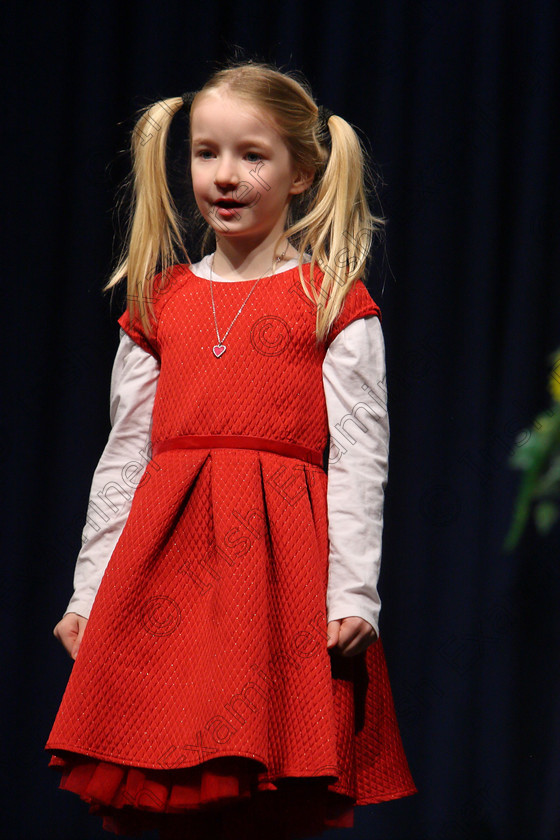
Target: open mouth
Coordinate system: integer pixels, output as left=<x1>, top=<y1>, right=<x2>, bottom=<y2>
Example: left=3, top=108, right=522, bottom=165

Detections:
left=214, top=199, right=246, bottom=209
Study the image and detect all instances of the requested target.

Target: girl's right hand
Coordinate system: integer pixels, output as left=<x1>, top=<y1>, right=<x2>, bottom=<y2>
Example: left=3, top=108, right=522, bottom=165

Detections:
left=53, top=613, right=88, bottom=661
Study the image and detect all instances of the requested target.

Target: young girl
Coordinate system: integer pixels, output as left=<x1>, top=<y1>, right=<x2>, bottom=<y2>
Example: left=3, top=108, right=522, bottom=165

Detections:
left=46, top=61, right=416, bottom=839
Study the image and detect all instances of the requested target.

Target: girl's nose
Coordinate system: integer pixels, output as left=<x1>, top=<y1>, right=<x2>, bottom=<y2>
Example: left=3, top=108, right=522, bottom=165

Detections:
left=214, top=155, right=240, bottom=188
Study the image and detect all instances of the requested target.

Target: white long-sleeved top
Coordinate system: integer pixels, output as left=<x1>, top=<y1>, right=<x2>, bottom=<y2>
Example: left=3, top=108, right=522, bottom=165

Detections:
left=64, top=255, right=390, bottom=637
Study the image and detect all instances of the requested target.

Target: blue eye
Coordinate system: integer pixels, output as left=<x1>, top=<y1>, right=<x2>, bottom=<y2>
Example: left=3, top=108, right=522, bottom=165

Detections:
left=246, top=152, right=263, bottom=162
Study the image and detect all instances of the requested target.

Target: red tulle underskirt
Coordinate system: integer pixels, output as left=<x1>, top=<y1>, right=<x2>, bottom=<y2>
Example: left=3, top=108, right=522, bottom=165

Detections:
left=48, top=752, right=355, bottom=840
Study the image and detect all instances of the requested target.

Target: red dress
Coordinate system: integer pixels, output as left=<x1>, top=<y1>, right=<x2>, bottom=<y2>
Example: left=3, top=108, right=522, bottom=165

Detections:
left=45, top=262, right=416, bottom=839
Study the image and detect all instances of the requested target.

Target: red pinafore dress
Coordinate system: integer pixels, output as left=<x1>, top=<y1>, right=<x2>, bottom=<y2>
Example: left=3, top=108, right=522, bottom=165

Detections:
left=45, top=262, right=416, bottom=839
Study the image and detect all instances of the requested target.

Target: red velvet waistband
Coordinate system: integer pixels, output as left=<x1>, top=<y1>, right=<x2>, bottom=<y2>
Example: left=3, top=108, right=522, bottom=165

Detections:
left=152, top=434, right=324, bottom=467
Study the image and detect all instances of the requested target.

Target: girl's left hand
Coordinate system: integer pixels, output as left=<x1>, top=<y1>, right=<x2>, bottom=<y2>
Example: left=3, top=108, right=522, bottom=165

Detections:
left=326, top=617, right=378, bottom=657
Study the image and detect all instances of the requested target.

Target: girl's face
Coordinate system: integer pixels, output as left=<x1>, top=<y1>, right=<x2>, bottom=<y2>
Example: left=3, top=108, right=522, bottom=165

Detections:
left=190, top=90, right=310, bottom=248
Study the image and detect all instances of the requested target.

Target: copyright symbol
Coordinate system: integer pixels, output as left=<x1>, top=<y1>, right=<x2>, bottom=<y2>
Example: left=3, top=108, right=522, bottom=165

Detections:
left=140, top=596, right=181, bottom=636
left=250, top=316, right=291, bottom=356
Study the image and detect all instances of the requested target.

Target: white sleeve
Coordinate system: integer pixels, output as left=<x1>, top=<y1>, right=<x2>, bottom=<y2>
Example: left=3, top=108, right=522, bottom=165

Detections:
left=64, top=328, right=160, bottom=620
left=322, top=315, right=389, bottom=638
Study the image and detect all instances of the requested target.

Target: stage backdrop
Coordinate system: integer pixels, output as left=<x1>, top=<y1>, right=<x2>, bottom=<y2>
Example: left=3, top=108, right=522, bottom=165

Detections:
left=3, top=1, right=559, bottom=838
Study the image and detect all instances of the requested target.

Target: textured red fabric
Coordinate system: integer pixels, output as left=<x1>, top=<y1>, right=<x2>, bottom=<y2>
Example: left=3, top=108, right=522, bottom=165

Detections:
left=46, top=262, right=416, bottom=837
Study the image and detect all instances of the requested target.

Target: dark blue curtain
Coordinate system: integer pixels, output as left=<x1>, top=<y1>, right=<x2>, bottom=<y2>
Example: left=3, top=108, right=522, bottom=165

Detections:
left=4, top=1, right=559, bottom=838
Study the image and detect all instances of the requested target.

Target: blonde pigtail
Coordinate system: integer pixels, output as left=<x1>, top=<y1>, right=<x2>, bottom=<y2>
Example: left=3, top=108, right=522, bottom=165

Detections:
left=284, top=114, right=386, bottom=347
left=103, top=96, right=188, bottom=337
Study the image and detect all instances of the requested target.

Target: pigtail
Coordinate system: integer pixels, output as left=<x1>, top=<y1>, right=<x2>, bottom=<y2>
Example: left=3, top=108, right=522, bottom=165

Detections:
left=283, top=113, right=385, bottom=348
left=103, top=96, right=188, bottom=338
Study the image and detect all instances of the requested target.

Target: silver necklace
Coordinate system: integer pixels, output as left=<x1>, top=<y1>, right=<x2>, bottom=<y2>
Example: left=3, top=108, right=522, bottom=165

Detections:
left=209, top=245, right=288, bottom=357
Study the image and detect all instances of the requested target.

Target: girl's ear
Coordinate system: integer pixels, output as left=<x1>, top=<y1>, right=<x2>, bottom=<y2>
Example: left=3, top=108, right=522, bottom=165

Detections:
left=290, top=167, right=315, bottom=196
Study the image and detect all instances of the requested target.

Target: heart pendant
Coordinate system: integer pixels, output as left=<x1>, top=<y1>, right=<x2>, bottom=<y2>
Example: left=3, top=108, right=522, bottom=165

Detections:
left=212, top=344, right=226, bottom=358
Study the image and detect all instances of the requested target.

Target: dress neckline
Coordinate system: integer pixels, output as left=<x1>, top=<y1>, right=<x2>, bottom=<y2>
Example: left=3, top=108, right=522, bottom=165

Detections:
left=188, top=253, right=311, bottom=284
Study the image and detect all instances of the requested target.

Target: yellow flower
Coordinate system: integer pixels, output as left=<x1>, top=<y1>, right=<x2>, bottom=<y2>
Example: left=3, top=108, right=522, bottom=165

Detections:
left=549, top=351, right=560, bottom=402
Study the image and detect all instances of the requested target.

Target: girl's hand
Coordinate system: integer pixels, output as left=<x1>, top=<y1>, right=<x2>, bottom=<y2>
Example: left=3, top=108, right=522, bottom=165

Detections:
left=53, top=612, right=88, bottom=661
left=326, top=617, right=377, bottom=657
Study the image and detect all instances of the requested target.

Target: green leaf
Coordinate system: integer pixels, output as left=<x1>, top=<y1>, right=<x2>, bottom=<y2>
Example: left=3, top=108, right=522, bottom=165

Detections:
left=533, top=454, right=560, bottom=497
left=534, top=500, right=559, bottom=535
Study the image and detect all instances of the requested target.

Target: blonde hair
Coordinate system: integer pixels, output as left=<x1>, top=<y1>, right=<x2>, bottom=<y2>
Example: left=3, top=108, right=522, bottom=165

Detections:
left=103, top=60, right=386, bottom=346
